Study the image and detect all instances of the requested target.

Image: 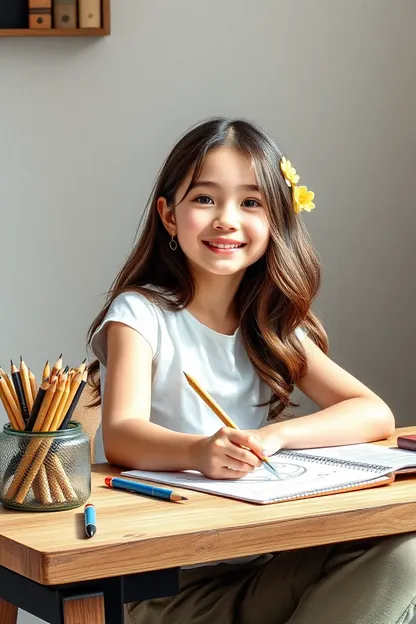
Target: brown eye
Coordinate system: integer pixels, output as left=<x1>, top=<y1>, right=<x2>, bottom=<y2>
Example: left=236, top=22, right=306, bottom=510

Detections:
left=195, top=195, right=214, bottom=205
left=242, top=199, right=261, bottom=208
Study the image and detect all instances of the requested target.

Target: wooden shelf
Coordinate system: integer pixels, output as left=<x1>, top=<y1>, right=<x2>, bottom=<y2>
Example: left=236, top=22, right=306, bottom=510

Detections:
left=0, top=0, right=110, bottom=37
left=0, top=27, right=108, bottom=37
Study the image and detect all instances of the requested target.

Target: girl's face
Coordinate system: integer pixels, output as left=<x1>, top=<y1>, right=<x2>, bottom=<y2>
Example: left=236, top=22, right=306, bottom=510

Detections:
left=158, top=147, right=270, bottom=279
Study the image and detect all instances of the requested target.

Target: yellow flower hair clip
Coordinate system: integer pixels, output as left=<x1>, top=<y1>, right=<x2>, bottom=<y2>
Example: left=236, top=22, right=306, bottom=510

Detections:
left=280, top=156, right=315, bottom=214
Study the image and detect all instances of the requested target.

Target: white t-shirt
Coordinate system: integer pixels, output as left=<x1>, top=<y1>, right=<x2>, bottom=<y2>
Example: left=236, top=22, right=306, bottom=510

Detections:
left=91, top=289, right=305, bottom=566
left=91, top=290, right=285, bottom=435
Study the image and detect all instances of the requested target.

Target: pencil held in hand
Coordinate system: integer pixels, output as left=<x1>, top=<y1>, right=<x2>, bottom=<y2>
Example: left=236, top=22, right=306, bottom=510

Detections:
left=183, top=372, right=281, bottom=479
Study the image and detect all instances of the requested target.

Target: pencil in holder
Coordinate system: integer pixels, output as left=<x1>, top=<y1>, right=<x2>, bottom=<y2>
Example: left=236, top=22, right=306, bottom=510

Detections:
left=0, top=422, right=91, bottom=511
left=0, top=355, right=91, bottom=511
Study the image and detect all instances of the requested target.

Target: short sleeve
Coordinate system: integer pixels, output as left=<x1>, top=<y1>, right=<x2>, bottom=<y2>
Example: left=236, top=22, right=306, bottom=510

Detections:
left=90, top=291, right=160, bottom=365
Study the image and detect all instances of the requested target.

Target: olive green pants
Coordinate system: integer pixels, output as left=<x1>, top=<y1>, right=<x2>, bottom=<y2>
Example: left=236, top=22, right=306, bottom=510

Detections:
left=125, top=533, right=416, bottom=624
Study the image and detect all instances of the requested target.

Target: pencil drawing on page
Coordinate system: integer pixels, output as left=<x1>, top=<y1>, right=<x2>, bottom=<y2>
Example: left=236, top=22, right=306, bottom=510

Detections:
left=243, top=463, right=307, bottom=481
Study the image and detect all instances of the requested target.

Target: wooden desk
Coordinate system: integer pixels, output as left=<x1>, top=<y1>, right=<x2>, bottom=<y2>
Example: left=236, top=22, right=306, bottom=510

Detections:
left=0, top=427, right=415, bottom=623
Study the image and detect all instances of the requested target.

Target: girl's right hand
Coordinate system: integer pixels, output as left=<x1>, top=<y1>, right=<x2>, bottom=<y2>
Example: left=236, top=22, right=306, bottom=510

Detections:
left=194, top=427, right=265, bottom=479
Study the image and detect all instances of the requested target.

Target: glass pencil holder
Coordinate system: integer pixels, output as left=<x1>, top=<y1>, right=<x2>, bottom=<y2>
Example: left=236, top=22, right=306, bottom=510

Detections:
left=0, top=422, right=91, bottom=512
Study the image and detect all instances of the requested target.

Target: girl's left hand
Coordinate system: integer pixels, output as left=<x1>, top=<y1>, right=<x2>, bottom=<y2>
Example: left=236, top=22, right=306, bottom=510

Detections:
left=245, top=425, right=285, bottom=457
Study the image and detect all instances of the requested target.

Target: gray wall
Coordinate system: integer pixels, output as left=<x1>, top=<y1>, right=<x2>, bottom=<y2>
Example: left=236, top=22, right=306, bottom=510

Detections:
left=0, top=2, right=414, bottom=622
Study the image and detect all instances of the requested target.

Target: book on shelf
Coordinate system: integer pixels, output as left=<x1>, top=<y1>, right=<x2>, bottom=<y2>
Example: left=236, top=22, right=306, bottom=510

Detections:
left=0, top=0, right=28, bottom=28
left=78, top=0, right=101, bottom=28
left=29, top=0, right=52, bottom=29
left=53, top=0, right=77, bottom=28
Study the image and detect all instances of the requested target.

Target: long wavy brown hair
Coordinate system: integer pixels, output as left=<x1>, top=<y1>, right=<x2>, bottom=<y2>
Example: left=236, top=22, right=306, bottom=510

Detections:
left=87, top=117, right=328, bottom=418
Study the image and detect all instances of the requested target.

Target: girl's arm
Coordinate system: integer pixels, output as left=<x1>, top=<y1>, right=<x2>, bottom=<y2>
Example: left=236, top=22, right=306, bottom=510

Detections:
left=102, top=322, right=263, bottom=476
left=260, top=337, right=395, bottom=452
left=102, top=322, right=203, bottom=470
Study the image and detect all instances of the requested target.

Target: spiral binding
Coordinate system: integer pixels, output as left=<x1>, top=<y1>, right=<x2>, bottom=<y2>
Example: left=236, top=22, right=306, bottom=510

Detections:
left=267, top=450, right=393, bottom=502
left=275, top=450, right=392, bottom=474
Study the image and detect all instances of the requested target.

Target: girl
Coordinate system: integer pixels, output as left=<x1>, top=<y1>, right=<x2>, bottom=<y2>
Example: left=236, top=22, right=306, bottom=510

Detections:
left=88, top=118, right=416, bottom=624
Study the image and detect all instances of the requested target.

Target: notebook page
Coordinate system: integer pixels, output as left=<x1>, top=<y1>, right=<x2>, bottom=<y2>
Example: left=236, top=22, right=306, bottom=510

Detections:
left=294, top=444, right=416, bottom=473
left=122, top=453, right=392, bottom=504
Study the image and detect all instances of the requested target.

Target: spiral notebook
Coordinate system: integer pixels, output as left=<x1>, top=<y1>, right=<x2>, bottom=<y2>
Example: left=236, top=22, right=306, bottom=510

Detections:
left=122, top=443, right=416, bottom=505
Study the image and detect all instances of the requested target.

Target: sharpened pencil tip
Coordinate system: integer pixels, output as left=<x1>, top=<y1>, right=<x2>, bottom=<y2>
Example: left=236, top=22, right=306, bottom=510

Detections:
left=58, top=353, right=63, bottom=359
left=171, top=493, right=188, bottom=502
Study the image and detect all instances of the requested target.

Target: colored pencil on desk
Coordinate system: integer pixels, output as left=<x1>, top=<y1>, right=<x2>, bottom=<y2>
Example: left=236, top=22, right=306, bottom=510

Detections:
left=84, top=503, right=97, bottom=538
left=183, top=372, right=281, bottom=479
left=105, top=476, right=188, bottom=502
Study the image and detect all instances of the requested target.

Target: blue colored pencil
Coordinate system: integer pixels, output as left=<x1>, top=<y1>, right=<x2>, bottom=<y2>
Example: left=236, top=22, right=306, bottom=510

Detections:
left=105, top=476, right=188, bottom=502
left=84, top=503, right=96, bottom=538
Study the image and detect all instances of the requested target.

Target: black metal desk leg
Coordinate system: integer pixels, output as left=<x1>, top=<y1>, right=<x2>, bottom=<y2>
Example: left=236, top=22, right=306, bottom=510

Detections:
left=104, top=577, right=124, bottom=624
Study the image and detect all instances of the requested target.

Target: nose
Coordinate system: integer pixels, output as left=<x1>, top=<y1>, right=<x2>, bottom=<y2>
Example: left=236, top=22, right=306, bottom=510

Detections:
left=212, top=202, right=240, bottom=231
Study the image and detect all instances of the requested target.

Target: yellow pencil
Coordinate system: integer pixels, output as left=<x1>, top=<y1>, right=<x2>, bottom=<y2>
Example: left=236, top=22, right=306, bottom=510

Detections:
left=42, top=360, right=50, bottom=383
left=51, top=375, right=71, bottom=430
left=77, top=358, right=87, bottom=375
left=0, top=367, right=19, bottom=409
left=0, top=375, right=25, bottom=430
left=0, top=379, right=20, bottom=430
left=41, top=374, right=66, bottom=432
left=50, top=353, right=63, bottom=380
left=183, top=372, right=281, bottom=479
left=28, top=369, right=38, bottom=403
left=32, top=378, right=57, bottom=432
left=20, top=357, right=33, bottom=411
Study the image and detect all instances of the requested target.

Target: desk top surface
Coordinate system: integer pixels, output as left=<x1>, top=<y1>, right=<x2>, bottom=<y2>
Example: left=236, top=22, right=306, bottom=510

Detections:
left=1, top=427, right=415, bottom=585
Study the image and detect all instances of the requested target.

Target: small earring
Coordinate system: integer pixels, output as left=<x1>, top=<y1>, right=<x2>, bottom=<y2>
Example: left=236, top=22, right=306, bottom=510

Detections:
left=169, top=233, right=178, bottom=251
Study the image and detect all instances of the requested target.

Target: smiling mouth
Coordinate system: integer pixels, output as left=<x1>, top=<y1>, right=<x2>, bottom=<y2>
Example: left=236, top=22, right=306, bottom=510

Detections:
left=202, top=241, right=246, bottom=250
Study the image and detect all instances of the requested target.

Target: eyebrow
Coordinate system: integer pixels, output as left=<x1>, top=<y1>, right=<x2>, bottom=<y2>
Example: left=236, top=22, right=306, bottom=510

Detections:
left=191, top=180, right=260, bottom=192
